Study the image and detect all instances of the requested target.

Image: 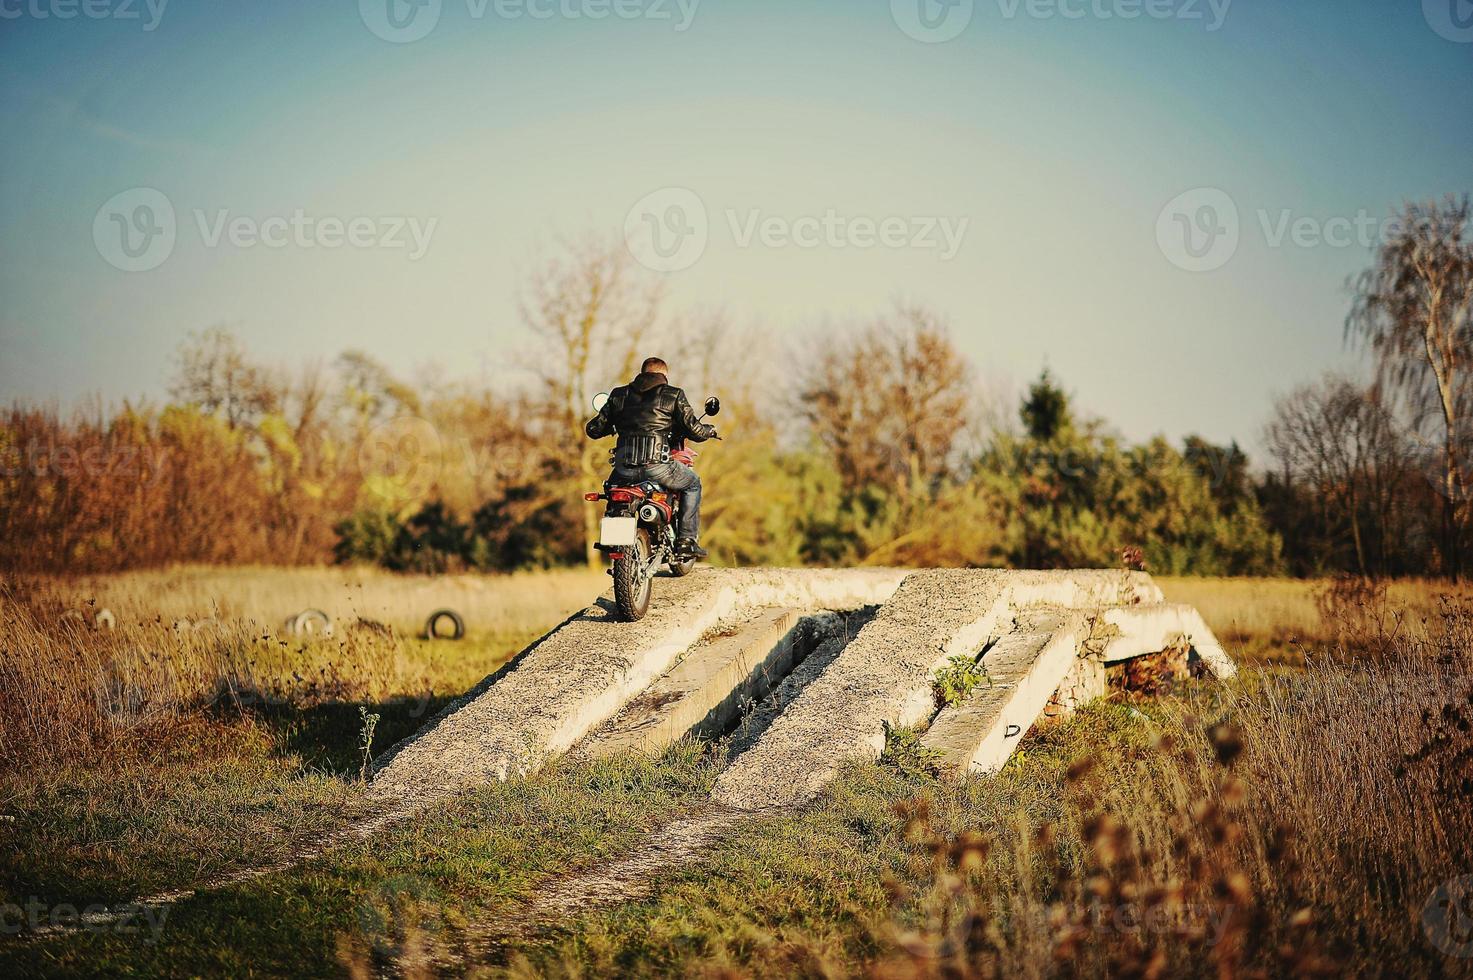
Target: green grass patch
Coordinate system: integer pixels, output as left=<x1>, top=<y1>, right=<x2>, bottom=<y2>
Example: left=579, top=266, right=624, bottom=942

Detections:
left=0, top=742, right=723, bottom=978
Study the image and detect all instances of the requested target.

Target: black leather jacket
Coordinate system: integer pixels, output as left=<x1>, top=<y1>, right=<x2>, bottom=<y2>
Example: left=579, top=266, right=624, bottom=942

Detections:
left=585, top=372, right=717, bottom=458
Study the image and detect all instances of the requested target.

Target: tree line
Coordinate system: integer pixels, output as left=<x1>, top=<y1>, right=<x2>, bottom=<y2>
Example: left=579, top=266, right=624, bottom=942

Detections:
left=2, top=196, right=1468, bottom=578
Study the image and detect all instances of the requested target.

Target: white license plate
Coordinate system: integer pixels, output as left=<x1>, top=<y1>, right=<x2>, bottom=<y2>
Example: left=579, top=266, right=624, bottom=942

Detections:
left=599, top=516, right=639, bottom=547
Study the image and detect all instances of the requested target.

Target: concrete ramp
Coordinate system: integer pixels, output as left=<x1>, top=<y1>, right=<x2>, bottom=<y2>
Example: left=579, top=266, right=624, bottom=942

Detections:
left=710, top=570, right=1162, bottom=810
left=370, top=566, right=1230, bottom=817
left=578, top=608, right=839, bottom=757
left=369, top=567, right=905, bottom=807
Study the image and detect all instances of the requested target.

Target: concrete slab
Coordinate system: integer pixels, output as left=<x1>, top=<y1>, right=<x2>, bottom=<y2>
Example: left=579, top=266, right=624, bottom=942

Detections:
left=1101, top=603, right=1236, bottom=679
left=369, top=567, right=907, bottom=807
left=1041, top=649, right=1108, bottom=720
left=711, top=570, right=1156, bottom=810
left=712, top=569, right=1011, bottom=810
left=580, top=608, right=832, bottom=757
left=920, top=602, right=1236, bottom=777
left=919, top=614, right=1080, bottom=773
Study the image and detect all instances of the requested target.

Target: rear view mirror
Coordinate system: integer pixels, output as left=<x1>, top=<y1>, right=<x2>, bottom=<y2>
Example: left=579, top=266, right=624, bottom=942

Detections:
left=592, top=392, right=609, bottom=412
left=703, top=396, right=721, bottom=417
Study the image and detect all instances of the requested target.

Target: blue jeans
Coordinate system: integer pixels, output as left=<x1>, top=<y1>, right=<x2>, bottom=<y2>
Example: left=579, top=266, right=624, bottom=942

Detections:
left=611, top=461, right=702, bottom=541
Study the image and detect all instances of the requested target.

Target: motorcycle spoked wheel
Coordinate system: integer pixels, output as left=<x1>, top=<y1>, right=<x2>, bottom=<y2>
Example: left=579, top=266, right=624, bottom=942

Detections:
left=612, top=527, right=656, bottom=621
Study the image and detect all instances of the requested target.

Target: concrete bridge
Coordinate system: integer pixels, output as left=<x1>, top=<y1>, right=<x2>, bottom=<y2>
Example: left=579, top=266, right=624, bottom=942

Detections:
left=371, top=567, right=1235, bottom=813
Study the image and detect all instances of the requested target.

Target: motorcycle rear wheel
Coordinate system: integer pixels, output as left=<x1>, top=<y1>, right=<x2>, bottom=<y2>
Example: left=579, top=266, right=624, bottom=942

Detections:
left=613, top=528, right=654, bottom=621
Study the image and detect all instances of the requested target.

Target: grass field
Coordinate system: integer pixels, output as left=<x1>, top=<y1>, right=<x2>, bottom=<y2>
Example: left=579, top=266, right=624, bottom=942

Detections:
left=2, top=568, right=1471, bottom=977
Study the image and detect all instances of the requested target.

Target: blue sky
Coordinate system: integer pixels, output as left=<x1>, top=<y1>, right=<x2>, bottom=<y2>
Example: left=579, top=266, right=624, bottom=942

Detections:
left=2, top=0, right=1470, bottom=452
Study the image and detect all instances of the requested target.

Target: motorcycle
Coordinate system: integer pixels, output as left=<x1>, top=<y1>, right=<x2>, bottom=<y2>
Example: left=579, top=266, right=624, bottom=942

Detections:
left=585, top=393, right=721, bottom=621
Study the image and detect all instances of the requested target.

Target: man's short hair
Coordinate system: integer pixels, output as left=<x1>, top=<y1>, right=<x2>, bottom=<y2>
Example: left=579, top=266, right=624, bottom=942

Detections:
left=642, top=357, right=668, bottom=375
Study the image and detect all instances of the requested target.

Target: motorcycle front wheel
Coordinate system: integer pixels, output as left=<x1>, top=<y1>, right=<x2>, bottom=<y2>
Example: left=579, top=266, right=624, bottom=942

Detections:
left=612, top=527, right=654, bottom=621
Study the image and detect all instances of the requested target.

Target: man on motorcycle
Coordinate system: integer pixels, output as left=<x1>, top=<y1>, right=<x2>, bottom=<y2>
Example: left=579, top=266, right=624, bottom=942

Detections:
left=585, top=356, right=718, bottom=559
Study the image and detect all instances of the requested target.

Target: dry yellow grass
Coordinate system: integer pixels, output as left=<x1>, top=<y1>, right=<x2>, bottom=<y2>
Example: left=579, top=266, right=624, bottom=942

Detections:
left=1157, top=575, right=1470, bottom=665
left=8, top=568, right=1465, bottom=768
left=36, top=564, right=608, bottom=636
left=0, top=566, right=609, bottom=767
left=4, top=568, right=1472, bottom=976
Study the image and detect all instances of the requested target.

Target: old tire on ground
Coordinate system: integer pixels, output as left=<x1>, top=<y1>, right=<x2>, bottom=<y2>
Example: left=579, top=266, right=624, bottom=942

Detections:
left=612, top=528, right=653, bottom=621
left=425, top=608, right=465, bottom=640
left=289, top=608, right=334, bottom=637
left=667, top=557, right=696, bottom=578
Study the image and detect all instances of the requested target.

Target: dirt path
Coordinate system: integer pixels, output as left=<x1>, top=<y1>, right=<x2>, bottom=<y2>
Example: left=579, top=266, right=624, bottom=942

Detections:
left=457, top=804, right=758, bottom=963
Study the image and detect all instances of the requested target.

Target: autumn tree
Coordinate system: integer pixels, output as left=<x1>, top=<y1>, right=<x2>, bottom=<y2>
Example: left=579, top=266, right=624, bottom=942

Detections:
left=799, top=303, right=971, bottom=497
left=169, top=326, right=279, bottom=430
left=1348, top=195, right=1473, bottom=575
left=1265, top=375, right=1408, bottom=577
left=520, top=236, right=664, bottom=566
left=335, top=350, right=421, bottom=429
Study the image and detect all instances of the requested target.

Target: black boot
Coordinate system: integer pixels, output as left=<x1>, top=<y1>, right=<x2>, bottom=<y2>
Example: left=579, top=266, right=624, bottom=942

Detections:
left=676, top=537, right=708, bottom=560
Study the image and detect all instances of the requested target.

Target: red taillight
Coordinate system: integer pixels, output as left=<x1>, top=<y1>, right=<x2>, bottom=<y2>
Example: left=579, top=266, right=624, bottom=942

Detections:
left=608, top=551, right=625, bottom=560
left=584, top=492, right=601, bottom=501
left=609, top=489, right=637, bottom=503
